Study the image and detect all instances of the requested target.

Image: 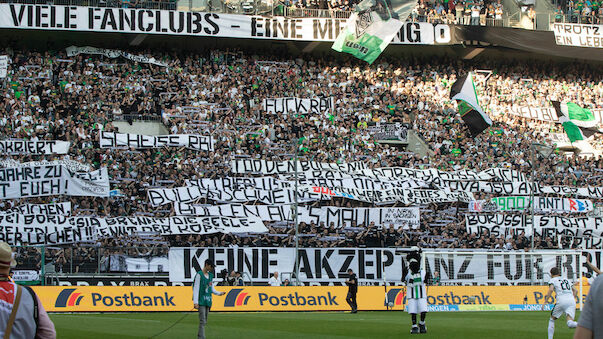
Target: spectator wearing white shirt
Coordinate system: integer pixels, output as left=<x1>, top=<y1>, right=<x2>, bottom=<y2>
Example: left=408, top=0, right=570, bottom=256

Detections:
left=269, top=271, right=281, bottom=286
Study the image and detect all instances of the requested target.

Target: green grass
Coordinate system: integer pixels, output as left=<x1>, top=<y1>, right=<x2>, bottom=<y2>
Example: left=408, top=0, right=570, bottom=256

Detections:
left=50, top=311, right=580, bottom=338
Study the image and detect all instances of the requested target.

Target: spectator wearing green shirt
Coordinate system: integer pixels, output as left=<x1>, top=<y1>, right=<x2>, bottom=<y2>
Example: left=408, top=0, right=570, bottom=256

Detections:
left=193, top=260, right=225, bottom=339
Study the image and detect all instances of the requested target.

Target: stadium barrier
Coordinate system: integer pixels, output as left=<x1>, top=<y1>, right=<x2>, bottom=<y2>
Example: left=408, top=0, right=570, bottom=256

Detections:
left=32, top=285, right=590, bottom=312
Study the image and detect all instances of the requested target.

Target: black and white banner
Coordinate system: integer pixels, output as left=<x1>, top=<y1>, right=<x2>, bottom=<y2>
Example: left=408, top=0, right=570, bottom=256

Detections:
left=0, top=55, right=7, bottom=78
left=0, top=214, right=267, bottom=245
left=262, top=97, right=335, bottom=114
left=358, top=167, right=527, bottom=182
left=279, top=177, right=427, bottom=191
left=466, top=214, right=603, bottom=241
left=169, top=247, right=584, bottom=284
left=0, top=5, right=452, bottom=45
left=506, top=105, right=603, bottom=125
left=169, top=247, right=409, bottom=283
left=12, top=270, right=40, bottom=282
left=0, top=140, right=70, bottom=155
left=368, top=123, right=410, bottom=142
left=185, top=177, right=280, bottom=191
left=308, top=186, right=474, bottom=204
left=424, top=251, right=582, bottom=284
left=0, top=165, right=109, bottom=199
left=96, top=216, right=267, bottom=238
left=99, top=132, right=214, bottom=151
left=0, top=159, right=91, bottom=173
left=66, top=46, right=169, bottom=67
left=174, top=203, right=420, bottom=228
left=437, top=180, right=603, bottom=199
left=147, top=186, right=323, bottom=206
left=469, top=196, right=594, bottom=213
left=231, top=160, right=368, bottom=175
left=0, top=202, right=71, bottom=215
left=552, top=23, right=603, bottom=49
left=0, top=214, right=98, bottom=245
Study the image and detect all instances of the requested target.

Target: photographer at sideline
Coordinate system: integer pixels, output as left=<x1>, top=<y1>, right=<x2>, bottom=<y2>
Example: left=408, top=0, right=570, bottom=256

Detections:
left=234, top=272, right=244, bottom=286
left=0, top=242, right=56, bottom=339
left=193, top=260, right=225, bottom=339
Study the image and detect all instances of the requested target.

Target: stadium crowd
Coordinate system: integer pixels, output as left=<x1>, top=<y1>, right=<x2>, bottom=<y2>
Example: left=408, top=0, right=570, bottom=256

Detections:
left=1, top=47, right=602, bottom=274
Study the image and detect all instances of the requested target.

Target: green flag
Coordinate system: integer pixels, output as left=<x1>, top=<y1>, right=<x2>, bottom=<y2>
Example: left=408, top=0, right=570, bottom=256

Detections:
left=566, top=102, right=596, bottom=126
left=332, top=0, right=418, bottom=64
left=552, top=101, right=601, bottom=142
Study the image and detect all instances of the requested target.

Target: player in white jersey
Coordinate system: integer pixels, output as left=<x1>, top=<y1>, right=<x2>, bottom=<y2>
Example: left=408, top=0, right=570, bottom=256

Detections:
left=545, top=267, right=578, bottom=339
left=405, top=259, right=428, bottom=334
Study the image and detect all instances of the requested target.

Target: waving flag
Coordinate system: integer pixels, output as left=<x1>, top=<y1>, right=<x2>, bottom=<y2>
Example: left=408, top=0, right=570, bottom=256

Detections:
left=552, top=101, right=601, bottom=142
left=332, top=0, right=418, bottom=64
left=449, top=72, right=492, bottom=137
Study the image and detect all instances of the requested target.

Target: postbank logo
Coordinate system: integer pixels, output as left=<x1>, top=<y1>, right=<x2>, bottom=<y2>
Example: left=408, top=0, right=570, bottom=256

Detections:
left=55, top=288, right=83, bottom=307
left=384, top=288, right=405, bottom=307
left=224, top=288, right=250, bottom=307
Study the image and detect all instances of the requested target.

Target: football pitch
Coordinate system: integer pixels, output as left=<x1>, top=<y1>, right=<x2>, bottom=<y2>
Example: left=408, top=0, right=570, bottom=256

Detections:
left=50, top=311, right=580, bottom=338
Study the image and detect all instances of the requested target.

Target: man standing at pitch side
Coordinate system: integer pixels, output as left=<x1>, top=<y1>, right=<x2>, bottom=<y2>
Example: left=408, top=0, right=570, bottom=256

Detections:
left=193, top=260, right=225, bottom=339
left=346, top=268, right=358, bottom=313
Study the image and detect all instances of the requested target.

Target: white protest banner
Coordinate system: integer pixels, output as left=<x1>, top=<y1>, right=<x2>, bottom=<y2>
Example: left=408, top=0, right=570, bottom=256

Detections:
left=0, top=140, right=70, bottom=155
left=174, top=203, right=420, bottom=228
left=506, top=105, right=603, bottom=125
left=541, top=185, right=603, bottom=199
left=231, top=159, right=368, bottom=175
left=506, top=105, right=560, bottom=122
left=0, top=214, right=98, bottom=245
left=0, top=165, right=109, bottom=199
left=205, top=188, right=324, bottom=205
left=279, top=177, right=426, bottom=191
left=309, top=186, right=474, bottom=204
left=358, top=167, right=527, bottom=182
left=0, top=159, right=92, bottom=173
left=262, top=97, right=335, bottom=114
left=0, top=55, right=7, bottom=78
left=468, top=200, right=500, bottom=212
left=149, top=187, right=323, bottom=206
left=436, top=180, right=603, bottom=199
left=436, top=180, right=536, bottom=195
left=99, top=132, right=214, bottom=151
left=174, top=203, right=298, bottom=221
left=367, top=123, right=410, bottom=142
left=147, top=186, right=204, bottom=206
left=0, top=5, right=452, bottom=45
left=66, top=46, right=169, bottom=67
left=96, top=216, right=267, bottom=238
left=466, top=214, right=603, bottom=238
left=424, top=252, right=581, bottom=285
left=169, top=247, right=580, bottom=284
left=11, top=270, right=40, bottom=281
left=0, top=214, right=268, bottom=245
left=169, top=247, right=408, bottom=283
left=0, top=202, right=71, bottom=215
left=488, top=196, right=594, bottom=213
left=552, top=23, right=603, bottom=48
left=185, top=177, right=281, bottom=191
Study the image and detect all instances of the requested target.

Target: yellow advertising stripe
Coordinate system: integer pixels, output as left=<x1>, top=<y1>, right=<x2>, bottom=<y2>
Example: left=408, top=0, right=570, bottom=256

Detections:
left=32, top=285, right=590, bottom=313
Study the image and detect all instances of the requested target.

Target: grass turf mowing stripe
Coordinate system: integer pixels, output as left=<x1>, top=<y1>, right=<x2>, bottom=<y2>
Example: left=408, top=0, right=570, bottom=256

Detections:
left=50, top=311, right=580, bottom=339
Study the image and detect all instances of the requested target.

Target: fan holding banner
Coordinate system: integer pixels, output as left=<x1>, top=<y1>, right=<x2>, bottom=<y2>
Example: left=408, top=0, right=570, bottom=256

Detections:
left=332, top=0, right=418, bottom=63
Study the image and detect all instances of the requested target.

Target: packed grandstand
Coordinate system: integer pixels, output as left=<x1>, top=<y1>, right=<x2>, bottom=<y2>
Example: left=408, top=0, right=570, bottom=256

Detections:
left=0, top=44, right=600, bottom=278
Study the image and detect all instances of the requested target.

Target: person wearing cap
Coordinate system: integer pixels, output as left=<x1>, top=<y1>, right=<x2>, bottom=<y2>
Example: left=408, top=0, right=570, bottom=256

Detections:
left=192, top=259, right=225, bottom=339
left=0, top=242, right=56, bottom=339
